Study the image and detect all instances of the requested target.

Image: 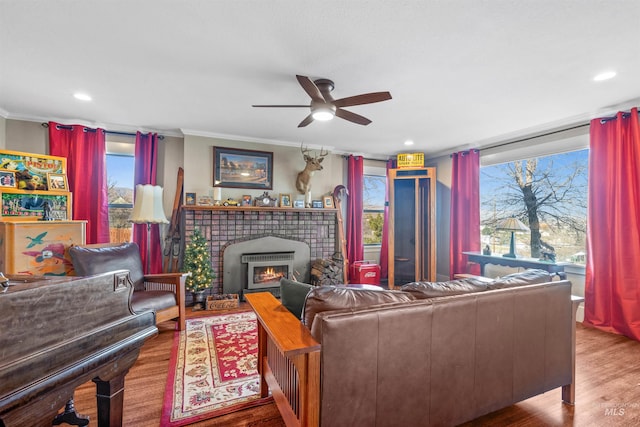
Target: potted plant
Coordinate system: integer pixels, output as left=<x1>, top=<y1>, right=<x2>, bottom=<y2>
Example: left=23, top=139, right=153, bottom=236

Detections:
left=181, top=228, right=215, bottom=309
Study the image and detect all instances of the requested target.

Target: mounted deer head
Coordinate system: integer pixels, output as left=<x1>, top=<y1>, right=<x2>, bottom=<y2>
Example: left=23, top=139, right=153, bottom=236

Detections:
left=296, top=145, right=328, bottom=207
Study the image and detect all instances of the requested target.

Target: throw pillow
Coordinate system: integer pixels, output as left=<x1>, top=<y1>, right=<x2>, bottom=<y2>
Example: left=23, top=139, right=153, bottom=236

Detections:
left=280, top=278, right=314, bottom=319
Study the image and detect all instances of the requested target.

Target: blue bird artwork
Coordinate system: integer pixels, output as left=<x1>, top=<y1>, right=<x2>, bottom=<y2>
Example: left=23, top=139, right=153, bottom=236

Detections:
left=25, top=231, right=48, bottom=248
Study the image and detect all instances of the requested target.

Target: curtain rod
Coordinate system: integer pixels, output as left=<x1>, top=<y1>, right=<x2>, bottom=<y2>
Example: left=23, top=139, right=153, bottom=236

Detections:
left=599, top=108, right=640, bottom=123
left=481, top=107, right=638, bottom=152
left=341, top=155, right=389, bottom=162
left=482, top=123, right=590, bottom=152
left=41, top=122, right=165, bottom=140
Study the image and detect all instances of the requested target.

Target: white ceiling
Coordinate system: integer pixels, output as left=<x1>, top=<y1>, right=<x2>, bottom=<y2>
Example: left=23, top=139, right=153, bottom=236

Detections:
left=1, top=0, right=639, bottom=159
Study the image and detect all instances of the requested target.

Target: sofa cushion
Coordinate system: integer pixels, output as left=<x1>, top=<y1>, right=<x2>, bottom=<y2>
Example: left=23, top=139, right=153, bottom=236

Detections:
left=280, top=278, right=314, bottom=319
left=302, top=285, right=415, bottom=329
left=400, top=277, right=489, bottom=299
left=69, top=243, right=145, bottom=291
left=487, top=268, right=551, bottom=290
left=131, top=290, right=177, bottom=312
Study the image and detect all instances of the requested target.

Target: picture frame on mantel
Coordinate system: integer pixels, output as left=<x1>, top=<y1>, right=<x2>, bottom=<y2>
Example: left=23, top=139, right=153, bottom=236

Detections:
left=213, top=146, right=273, bottom=190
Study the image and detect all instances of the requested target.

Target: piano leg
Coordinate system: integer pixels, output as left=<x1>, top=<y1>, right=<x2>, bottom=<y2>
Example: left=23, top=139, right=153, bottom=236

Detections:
left=52, top=398, right=89, bottom=426
left=93, top=374, right=126, bottom=427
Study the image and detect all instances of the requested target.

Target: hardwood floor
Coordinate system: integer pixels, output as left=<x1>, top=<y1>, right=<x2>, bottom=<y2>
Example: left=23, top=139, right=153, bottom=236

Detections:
left=71, top=305, right=640, bottom=426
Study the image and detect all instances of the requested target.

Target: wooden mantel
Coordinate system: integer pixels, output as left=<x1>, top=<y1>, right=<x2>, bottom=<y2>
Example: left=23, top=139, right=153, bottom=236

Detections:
left=182, top=205, right=337, bottom=213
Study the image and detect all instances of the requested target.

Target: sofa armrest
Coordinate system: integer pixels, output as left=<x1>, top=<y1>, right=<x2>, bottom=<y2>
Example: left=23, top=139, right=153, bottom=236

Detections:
left=143, top=272, right=187, bottom=331
left=246, top=292, right=320, bottom=427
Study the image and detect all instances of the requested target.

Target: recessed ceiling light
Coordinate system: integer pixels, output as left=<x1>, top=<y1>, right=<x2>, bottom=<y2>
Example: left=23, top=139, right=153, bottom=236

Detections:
left=593, top=71, right=616, bottom=82
left=404, top=140, right=414, bottom=146
left=73, top=93, right=92, bottom=101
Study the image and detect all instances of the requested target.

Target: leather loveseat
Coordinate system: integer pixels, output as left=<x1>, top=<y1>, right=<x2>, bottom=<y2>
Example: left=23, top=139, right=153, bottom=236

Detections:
left=246, top=270, right=582, bottom=426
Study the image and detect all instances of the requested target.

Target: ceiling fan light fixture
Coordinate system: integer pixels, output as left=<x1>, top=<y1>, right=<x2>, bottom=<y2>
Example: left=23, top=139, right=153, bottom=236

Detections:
left=312, top=107, right=335, bottom=121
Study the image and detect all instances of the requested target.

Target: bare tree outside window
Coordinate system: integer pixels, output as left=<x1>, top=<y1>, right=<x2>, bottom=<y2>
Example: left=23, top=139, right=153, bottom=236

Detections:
left=480, top=149, right=588, bottom=263
left=363, top=174, right=386, bottom=245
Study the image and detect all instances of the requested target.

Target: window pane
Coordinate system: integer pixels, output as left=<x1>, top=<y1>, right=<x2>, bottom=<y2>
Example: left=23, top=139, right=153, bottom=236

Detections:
left=364, top=175, right=386, bottom=210
left=363, top=174, right=386, bottom=245
left=106, top=154, right=134, bottom=243
left=480, top=149, right=588, bottom=264
left=363, top=211, right=384, bottom=245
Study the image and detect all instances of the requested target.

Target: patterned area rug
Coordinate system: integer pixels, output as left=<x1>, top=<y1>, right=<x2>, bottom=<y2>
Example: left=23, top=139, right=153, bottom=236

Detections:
left=161, top=311, right=271, bottom=426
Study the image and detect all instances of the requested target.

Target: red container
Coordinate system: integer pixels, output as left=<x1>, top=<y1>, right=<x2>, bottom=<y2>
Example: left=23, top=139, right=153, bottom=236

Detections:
left=350, top=261, right=381, bottom=285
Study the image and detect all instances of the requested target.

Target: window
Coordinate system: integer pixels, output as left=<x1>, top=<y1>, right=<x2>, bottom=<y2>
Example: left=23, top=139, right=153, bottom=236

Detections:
left=363, top=173, right=386, bottom=245
left=106, top=152, right=135, bottom=243
left=480, top=149, right=588, bottom=265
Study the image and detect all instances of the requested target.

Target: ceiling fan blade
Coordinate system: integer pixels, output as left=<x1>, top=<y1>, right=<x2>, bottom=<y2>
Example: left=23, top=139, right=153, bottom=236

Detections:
left=335, top=108, right=372, bottom=126
left=298, top=114, right=315, bottom=128
left=333, top=92, right=392, bottom=108
left=252, top=104, right=309, bottom=108
left=296, top=75, right=325, bottom=103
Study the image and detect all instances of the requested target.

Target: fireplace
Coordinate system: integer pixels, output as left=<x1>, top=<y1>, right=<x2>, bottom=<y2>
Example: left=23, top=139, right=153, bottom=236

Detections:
left=182, top=207, right=338, bottom=296
left=242, top=252, right=294, bottom=289
left=222, top=235, right=312, bottom=297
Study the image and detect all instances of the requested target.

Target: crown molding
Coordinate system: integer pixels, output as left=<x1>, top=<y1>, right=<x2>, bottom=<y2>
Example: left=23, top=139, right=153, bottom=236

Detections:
left=2, top=113, right=184, bottom=138
left=180, top=128, right=335, bottom=152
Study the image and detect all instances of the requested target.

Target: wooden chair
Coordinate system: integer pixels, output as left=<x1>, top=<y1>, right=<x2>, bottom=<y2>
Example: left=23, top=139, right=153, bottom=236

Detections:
left=69, top=242, right=187, bottom=330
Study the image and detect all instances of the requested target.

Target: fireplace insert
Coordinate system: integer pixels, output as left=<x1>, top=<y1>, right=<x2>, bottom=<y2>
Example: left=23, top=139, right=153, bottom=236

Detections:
left=241, top=252, right=295, bottom=289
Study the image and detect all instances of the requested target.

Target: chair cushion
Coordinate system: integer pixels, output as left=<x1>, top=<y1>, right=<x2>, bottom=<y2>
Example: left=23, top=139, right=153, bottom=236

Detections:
left=69, top=243, right=145, bottom=291
left=400, top=277, right=490, bottom=299
left=131, top=290, right=177, bottom=312
left=486, top=269, right=552, bottom=290
left=280, top=278, right=314, bottom=319
left=302, top=285, right=415, bottom=329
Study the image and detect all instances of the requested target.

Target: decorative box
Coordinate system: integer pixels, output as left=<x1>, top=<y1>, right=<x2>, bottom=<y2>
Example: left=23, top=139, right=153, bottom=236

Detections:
left=206, top=294, right=239, bottom=310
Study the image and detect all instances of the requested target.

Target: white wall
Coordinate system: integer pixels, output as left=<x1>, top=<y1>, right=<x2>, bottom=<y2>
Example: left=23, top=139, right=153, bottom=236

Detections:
left=182, top=134, right=344, bottom=205
left=0, top=116, right=6, bottom=149
left=426, top=155, right=453, bottom=281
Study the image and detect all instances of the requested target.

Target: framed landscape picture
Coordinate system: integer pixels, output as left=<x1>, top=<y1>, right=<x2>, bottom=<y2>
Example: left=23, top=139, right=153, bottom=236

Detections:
left=0, top=189, right=71, bottom=220
left=213, top=147, right=273, bottom=190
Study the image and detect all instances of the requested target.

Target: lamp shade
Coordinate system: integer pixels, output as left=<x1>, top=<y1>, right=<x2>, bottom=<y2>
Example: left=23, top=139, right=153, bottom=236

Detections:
left=495, top=217, right=529, bottom=232
left=130, top=184, right=169, bottom=224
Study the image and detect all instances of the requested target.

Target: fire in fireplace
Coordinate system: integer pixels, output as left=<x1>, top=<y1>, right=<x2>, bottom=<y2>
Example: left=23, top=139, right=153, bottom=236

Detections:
left=241, top=252, right=295, bottom=289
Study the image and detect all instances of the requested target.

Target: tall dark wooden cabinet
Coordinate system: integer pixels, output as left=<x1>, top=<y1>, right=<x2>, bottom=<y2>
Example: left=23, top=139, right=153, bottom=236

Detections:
left=388, top=167, right=436, bottom=288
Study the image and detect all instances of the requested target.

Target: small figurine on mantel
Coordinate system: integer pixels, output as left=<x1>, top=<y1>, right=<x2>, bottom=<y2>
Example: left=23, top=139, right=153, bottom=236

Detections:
left=482, top=244, right=491, bottom=255
left=41, top=200, right=53, bottom=221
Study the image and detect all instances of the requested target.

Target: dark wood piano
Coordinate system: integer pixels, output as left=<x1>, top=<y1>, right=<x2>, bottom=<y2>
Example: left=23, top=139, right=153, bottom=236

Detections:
left=0, top=270, right=158, bottom=427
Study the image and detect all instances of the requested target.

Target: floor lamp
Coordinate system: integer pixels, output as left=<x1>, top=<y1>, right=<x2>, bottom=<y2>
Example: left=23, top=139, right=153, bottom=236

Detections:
left=130, top=184, right=169, bottom=274
left=496, top=217, right=529, bottom=258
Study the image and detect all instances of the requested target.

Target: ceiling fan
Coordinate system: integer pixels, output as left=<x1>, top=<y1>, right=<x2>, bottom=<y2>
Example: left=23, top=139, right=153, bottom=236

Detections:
left=252, top=75, right=392, bottom=127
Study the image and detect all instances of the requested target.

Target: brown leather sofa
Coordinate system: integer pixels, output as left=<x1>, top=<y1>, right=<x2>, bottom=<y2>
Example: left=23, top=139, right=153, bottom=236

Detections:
left=246, top=270, right=582, bottom=426
left=69, top=242, right=187, bottom=330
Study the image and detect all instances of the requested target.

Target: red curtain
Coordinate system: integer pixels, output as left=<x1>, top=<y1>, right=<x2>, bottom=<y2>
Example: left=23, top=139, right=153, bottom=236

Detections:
left=379, top=159, right=396, bottom=279
left=584, top=108, right=640, bottom=341
left=449, top=149, right=481, bottom=278
left=133, top=131, right=163, bottom=274
left=346, top=155, right=364, bottom=280
left=48, top=122, right=109, bottom=244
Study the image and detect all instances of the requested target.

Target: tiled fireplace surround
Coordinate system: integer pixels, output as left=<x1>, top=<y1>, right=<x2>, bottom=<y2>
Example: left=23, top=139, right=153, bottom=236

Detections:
left=182, top=207, right=337, bottom=296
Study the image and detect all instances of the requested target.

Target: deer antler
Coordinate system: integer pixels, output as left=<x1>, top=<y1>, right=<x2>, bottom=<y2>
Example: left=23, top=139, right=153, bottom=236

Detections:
left=318, top=147, right=329, bottom=158
left=301, top=144, right=310, bottom=156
